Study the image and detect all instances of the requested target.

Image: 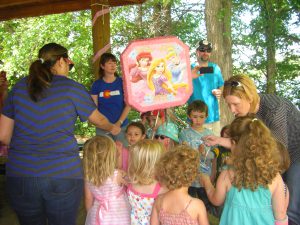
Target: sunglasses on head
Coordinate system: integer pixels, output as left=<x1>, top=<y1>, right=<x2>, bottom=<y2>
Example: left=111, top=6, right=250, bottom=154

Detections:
left=224, top=80, right=243, bottom=88
left=198, top=48, right=212, bottom=53
left=154, top=135, right=167, bottom=140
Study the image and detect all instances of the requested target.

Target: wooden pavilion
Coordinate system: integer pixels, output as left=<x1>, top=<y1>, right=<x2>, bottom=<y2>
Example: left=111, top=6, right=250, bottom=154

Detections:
left=0, top=0, right=146, bottom=76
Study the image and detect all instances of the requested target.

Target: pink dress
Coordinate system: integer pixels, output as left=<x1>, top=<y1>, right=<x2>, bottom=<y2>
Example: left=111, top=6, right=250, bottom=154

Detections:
left=85, top=170, right=131, bottom=225
left=127, top=182, right=161, bottom=225
left=159, top=199, right=199, bottom=225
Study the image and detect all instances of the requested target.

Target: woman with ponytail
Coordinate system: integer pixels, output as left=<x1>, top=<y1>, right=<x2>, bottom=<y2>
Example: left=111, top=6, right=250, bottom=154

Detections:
left=0, top=43, right=120, bottom=225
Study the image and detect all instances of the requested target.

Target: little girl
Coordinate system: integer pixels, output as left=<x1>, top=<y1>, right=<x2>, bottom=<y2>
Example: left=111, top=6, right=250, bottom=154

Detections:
left=151, top=145, right=209, bottom=225
left=201, top=116, right=288, bottom=225
left=83, top=136, right=131, bottom=225
left=127, top=139, right=167, bottom=224
left=154, top=121, right=179, bottom=151
left=117, top=121, right=146, bottom=171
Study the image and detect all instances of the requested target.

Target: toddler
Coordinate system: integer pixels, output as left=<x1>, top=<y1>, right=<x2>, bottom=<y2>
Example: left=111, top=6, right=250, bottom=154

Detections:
left=201, top=116, right=288, bottom=225
left=127, top=139, right=167, bottom=224
left=83, top=136, right=131, bottom=225
left=151, top=145, right=209, bottom=225
left=117, top=121, right=146, bottom=171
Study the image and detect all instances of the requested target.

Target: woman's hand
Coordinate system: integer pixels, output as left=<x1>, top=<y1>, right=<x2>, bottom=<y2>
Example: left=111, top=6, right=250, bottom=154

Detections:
left=202, top=135, right=220, bottom=147
left=110, top=124, right=121, bottom=135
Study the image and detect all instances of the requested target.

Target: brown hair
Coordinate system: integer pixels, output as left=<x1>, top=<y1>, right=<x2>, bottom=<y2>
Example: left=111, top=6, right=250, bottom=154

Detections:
left=187, top=100, right=208, bottom=116
left=223, top=75, right=260, bottom=113
left=98, top=53, right=118, bottom=80
left=155, top=145, right=199, bottom=190
left=229, top=115, right=280, bottom=191
left=83, top=135, right=116, bottom=186
left=126, top=121, right=146, bottom=135
left=27, top=43, right=69, bottom=102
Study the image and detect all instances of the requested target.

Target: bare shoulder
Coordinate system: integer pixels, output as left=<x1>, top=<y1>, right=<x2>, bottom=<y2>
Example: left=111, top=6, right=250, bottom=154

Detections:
left=269, top=173, right=283, bottom=194
left=188, top=198, right=208, bottom=221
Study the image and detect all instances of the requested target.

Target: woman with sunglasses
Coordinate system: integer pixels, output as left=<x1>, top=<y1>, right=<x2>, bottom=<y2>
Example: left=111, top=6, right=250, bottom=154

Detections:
left=204, top=74, right=300, bottom=225
left=0, top=43, right=120, bottom=225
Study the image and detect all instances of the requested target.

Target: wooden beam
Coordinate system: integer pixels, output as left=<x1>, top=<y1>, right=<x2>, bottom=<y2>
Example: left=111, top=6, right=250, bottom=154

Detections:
left=91, top=0, right=111, bottom=80
left=0, top=0, right=146, bottom=21
left=0, top=1, right=90, bottom=21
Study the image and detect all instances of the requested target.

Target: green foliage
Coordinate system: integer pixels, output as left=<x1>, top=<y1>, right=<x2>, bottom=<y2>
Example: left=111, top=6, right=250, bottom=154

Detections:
left=232, top=0, right=300, bottom=102
left=0, top=0, right=299, bottom=138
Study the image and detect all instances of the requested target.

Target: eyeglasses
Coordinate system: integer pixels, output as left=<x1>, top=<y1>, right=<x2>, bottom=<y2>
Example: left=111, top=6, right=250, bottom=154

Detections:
left=198, top=48, right=212, bottom=53
left=224, top=81, right=243, bottom=88
left=154, top=135, right=167, bottom=140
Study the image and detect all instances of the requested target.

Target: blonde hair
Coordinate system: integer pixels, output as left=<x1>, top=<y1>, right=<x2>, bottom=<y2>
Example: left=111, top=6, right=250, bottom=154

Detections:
left=229, top=115, right=280, bottom=191
left=223, top=75, right=260, bottom=113
left=128, top=139, right=164, bottom=185
left=83, top=136, right=116, bottom=186
left=155, top=145, right=199, bottom=190
left=147, top=58, right=172, bottom=91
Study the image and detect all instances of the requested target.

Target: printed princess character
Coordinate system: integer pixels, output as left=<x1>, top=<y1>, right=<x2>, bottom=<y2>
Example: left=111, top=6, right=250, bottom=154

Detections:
left=129, top=52, right=153, bottom=83
left=147, top=58, right=187, bottom=96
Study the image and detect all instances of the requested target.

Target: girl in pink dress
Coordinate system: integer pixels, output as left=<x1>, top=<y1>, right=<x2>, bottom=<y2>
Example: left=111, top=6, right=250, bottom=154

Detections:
left=127, top=139, right=167, bottom=225
left=151, top=145, right=209, bottom=225
left=83, top=136, right=131, bottom=225
left=117, top=121, right=146, bottom=172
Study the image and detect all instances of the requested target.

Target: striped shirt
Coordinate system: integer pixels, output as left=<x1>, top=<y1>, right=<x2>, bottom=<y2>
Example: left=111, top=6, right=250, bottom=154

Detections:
left=2, top=75, right=96, bottom=178
left=256, top=94, right=300, bottom=164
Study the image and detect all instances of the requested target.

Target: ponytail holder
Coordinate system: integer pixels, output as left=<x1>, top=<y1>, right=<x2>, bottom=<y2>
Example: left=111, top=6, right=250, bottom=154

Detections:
left=252, top=118, right=258, bottom=122
left=39, top=58, right=44, bottom=64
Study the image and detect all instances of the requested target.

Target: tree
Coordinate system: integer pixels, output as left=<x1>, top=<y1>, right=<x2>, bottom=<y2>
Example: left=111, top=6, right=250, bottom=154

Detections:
left=205, top=0, right=234, bottom=126
left=232, top=0, right=300, bottom=102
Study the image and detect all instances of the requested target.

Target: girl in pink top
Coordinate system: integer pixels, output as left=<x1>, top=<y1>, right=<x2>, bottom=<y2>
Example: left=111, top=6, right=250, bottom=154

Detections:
left=117, top=122, right=146, bottom=172
left=127, top=139, right=167, bottom=225
left=83, top=136, right=131, bottom=225
left=151, top=145, right=209, bottom=225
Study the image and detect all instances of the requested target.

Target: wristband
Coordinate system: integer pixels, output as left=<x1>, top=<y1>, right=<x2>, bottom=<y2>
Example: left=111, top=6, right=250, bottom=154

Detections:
left=119, top=120, right=123, bottom=125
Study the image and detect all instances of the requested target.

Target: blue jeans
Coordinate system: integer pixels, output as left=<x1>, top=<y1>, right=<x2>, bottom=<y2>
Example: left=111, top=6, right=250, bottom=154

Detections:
left=6, top=176, right=83, bottom=225
left=286, top=161, right=300, bottom=225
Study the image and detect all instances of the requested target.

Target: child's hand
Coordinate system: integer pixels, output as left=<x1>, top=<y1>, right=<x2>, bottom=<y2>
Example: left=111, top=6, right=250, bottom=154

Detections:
left=198, top=144, right=205, bottom=156
left=117, top=169, right=129, bottom=186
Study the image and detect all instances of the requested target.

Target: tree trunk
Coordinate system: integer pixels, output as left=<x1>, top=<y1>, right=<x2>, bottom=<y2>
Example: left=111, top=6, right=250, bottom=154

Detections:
left=205, top=0, right=234, bottom=126
left=263, top=0, right=277, bottom=94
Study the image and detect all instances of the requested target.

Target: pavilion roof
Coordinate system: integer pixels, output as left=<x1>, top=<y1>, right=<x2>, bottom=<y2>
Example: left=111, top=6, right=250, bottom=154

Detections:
left=0, top=0, right=145, bottom=21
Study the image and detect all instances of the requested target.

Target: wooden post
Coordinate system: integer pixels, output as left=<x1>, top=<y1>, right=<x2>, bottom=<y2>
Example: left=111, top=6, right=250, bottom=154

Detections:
left=91, top=0, right=111, bottom=80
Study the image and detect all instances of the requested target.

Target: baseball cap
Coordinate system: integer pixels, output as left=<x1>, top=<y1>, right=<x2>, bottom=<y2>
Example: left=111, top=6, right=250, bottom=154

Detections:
left=197, top=40, right=212, bottom=51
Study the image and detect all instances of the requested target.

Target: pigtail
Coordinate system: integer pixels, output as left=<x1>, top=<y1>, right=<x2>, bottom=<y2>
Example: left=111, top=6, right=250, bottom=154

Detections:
left=27, top=59, right=53, bottom=102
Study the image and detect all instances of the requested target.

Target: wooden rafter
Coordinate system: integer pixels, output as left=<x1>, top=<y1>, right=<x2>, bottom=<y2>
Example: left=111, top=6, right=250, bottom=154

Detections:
left=0, top=0, right=146, bottom=21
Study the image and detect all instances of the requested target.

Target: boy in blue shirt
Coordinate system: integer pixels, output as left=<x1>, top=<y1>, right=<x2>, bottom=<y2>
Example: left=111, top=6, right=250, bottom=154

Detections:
left=179, top=100, right=217, bottom=213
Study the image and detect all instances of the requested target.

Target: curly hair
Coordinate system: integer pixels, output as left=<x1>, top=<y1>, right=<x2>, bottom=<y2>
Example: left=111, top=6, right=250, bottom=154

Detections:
left=155, top=145, right=200, bottom=190
left=82, top=135, right=116, bottom=187
left=229, top=115, right=280, bottom=191
left=128, top=139, right=164, bottom=185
